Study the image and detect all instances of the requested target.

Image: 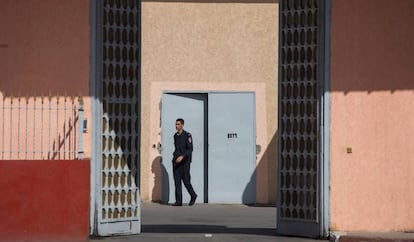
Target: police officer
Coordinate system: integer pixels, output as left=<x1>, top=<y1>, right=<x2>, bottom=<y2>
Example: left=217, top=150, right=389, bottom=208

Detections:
left=172, top=118, right=197, bottom=206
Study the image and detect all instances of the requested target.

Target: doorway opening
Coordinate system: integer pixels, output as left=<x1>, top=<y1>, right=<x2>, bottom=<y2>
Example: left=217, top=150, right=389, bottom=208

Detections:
left=160, top=92, right=256, bottom=205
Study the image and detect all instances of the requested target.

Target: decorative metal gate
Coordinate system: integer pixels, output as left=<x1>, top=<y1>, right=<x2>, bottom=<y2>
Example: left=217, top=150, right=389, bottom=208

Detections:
left=277, top=0, right=330, bottom=238
left=92, top=0, right=141, bottom=235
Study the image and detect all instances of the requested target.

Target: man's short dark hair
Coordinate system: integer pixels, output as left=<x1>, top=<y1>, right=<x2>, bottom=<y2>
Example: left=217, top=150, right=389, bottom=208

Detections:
left=176, top=118, right=184, bottom=124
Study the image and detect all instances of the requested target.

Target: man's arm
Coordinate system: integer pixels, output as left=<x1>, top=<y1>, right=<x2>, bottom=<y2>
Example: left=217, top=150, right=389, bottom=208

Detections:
left=176, top=133, right=193, bottom=163
left=183, top=133, right=193, bottom=158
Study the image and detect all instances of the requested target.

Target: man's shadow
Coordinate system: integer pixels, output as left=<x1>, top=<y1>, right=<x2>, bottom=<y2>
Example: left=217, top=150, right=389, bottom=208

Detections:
left=151, top=156, right=169, bottom=204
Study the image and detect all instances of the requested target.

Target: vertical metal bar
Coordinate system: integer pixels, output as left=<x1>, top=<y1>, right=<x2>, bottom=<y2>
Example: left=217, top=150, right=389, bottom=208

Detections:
left=63, top=95, right=67, bottom=160
left=321, top=0, right=332, bottom=237
left=71, top=96, right=75, bottom=159
left=33, top=96, right=36, bottom=159
left=25, top=97, right=28, bottom=159
left=135, top=0, right=142, bottom=221
left=41, top=96, right=44, bottom=159
left=9, top=96, right=13, bottom=159
left=56, top=96, right=59, bottom=159
left=78, top=96, right=84, bottom=159
left=48, top=95, right=52, bottom=159
left=90, top=0, right=101, bottom=232
left=1, top=95, right=4, bottom=160
left=17, top=96, right=21, bottom=159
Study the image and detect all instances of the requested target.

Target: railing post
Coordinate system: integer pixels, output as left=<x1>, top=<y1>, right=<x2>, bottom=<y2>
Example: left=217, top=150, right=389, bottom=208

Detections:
left=63, top=95, right=67, bottom=160
left=17, top=96, right=21, bottom=159
left=1, top=94, right=5, bottom=160
left=41, top=96, right=44, bottom=159
left=33, top=96, right=37, bottom=159
left=77, top=96, right=84, bottom=160
left=71, top=96, right=75, bottom=159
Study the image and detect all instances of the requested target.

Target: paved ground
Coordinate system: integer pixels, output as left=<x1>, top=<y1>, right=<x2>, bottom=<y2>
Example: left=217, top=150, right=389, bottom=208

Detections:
left=91, top=202, right=324, bottom=242
left=331, top=231, right=414, bottom=242
left=90, top=203, right=414, bottom=242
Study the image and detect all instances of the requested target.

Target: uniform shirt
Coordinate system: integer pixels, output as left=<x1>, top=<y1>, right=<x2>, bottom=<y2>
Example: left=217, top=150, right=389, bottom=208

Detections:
left=173, top=130, right=193, bottom=163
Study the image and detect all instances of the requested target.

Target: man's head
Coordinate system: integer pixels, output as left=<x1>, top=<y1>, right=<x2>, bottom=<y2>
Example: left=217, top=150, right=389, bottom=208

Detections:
left=175, top=118, right=184, bottom=132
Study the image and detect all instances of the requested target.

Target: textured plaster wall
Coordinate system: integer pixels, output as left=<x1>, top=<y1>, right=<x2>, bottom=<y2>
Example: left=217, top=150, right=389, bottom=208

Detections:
left=0, top=0, right=92, bottom=159
left=141, top=1, right=279, bottom=204
left=0, top=160, right=90, bottom=241
left=330, top=0, right=414, bottom=231
left=0, top=0, right=89, bottom=96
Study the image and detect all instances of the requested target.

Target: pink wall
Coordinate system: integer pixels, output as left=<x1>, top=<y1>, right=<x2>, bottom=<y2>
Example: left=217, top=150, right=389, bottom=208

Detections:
left=0, top=0, right=89, bottom=96
left=0, top=160, right=90, bottom=241
left=330, top=0, right=414, bottom=231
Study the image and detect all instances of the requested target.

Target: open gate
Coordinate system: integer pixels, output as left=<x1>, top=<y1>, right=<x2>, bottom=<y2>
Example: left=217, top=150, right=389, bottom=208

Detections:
left=91, top=0, right=141, bottom=236
left=277, top=0, right=330, bottom=238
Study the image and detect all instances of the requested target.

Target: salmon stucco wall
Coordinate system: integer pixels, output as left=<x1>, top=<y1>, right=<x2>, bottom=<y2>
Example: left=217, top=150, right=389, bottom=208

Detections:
left=141, top=1, right=279, bottom=204
left=0, top=0, right=92, bottom=159
left=0, top=0, right=89, bottom=97
left=330, top=0, right=414, bottom=231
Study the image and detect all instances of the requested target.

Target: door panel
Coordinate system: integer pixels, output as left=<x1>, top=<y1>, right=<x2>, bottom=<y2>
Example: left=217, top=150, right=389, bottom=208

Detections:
left=161, top=93, right=206, bottom=204
left=208, top=92, right=256, bottom=204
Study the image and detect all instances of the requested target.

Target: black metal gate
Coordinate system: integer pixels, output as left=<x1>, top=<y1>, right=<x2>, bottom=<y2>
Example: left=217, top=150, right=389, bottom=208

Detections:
left=277, top=0, right=330, bottom=238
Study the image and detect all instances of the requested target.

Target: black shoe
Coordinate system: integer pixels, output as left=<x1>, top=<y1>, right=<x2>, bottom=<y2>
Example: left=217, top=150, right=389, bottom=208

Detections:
left=189, top=194, right=197, bottom=206
left=172, top=202, right=182, bottom=206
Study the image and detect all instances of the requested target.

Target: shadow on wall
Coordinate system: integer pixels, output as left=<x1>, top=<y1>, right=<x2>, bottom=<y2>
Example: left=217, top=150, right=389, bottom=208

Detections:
left=0, top=1, right=89, bottom=97
left=242, top=169, right=256, bottom=205
left=242, top=131, right=278, bottom=205
left=151, top=156, right=169, bottom=203
left=331, top=0, right=414, bottom=93
left=0, top=94, right=83, bottom=160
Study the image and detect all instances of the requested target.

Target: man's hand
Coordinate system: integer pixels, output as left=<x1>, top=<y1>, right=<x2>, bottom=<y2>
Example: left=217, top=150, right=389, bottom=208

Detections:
left=175, top=156, right=184, bottom=163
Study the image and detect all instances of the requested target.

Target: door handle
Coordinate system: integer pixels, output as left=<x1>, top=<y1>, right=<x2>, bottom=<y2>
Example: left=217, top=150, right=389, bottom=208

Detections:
left=152, top=143, right=163, bottom=153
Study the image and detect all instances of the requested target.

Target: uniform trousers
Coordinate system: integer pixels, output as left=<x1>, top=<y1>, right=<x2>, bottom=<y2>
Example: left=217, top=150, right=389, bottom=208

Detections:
left=173, top=160, right=196, bottom=204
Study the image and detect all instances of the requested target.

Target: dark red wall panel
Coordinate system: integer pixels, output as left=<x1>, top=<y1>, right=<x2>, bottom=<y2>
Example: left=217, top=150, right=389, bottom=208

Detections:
left=0, top=160, right=90, bottom=241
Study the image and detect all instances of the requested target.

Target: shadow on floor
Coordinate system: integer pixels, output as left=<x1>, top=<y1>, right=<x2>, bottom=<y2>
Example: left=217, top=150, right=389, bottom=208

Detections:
left=142, top=224, right=276, bottom=236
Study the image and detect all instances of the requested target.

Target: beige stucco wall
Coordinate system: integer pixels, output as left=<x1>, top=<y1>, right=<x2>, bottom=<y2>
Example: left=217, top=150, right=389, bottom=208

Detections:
left=330, top=0, right=414, bottom=231
left=141, top=1, right=279, bottom=204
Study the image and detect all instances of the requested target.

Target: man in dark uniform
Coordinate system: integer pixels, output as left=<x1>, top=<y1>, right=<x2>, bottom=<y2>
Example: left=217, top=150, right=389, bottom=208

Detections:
left=172, top=118, right=197, bottom=206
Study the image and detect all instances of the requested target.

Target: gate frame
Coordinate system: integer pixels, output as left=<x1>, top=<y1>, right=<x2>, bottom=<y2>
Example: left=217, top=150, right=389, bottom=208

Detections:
left=89, top=0, right=100, bottom=235
left=320, top=0, right=332, bottom=237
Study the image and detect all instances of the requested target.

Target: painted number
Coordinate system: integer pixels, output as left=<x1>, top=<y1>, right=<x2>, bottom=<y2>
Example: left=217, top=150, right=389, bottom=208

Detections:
left=227, top=133, right=238, bottom=139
